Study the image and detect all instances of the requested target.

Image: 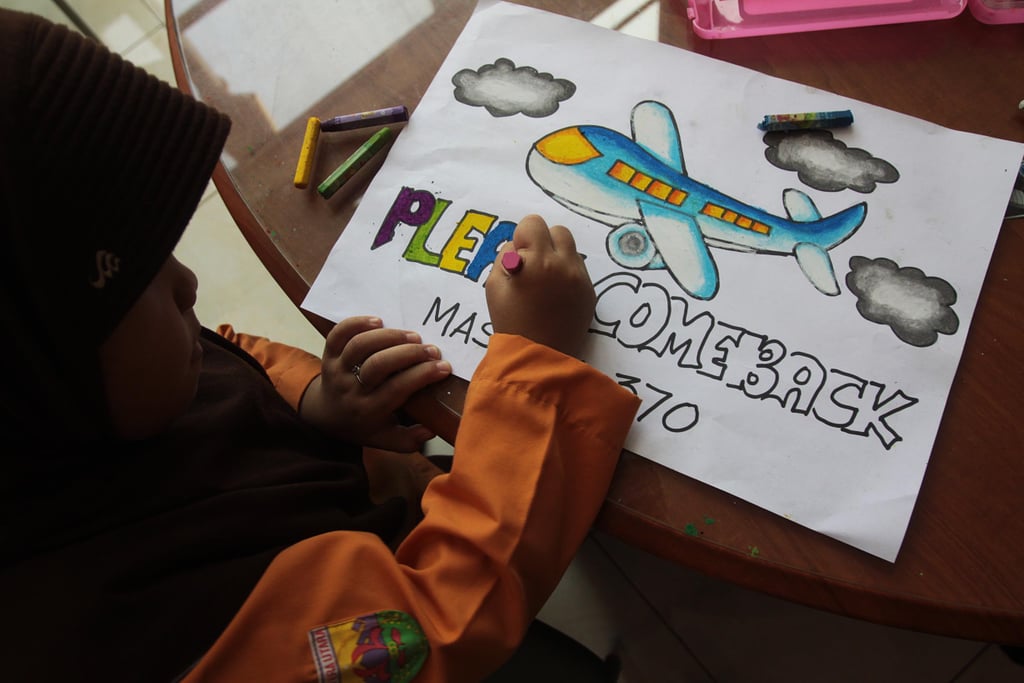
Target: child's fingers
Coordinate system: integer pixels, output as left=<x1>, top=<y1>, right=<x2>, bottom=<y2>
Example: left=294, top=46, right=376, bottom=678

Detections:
left=370, top=357, right=453, bottom=414
left=512, top=214, right=554, bottom=252
left=337, top=327, right=422, bottom=371
left=548, top=224, right=578, bottom=254
left=364, top=424, right=437, bottom=454
left=354, top=343, right=443, bottom=391
left=324, top=316, right=383, bottom=355
left=495, top=240, right=516, bottom=258
left=549, top=225, right=590, bottom=279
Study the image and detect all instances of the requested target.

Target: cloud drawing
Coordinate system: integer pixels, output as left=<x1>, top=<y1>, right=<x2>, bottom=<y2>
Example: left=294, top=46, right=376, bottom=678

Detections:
left=846, top=256, right=959, bottom=347
left=452, top=57, right=576, bottom=118
left=764, top=130, right=899, bottom=193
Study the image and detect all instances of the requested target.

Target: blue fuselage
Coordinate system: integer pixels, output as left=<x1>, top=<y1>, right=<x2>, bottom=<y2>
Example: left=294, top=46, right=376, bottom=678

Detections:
left=526, top=125, right=864, bottom=255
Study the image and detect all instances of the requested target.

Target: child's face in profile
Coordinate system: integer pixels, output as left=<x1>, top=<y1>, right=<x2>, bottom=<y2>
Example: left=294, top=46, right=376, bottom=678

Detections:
left=99, top=255, right=203, bottom=439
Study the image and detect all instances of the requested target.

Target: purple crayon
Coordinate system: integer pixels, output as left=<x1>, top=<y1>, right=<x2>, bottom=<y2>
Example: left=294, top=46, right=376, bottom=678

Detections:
left=320, top=105, right=409, bottom=132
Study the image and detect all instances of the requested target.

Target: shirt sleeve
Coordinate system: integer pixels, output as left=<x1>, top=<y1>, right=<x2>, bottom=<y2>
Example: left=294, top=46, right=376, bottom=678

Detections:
left=182, top=333, right=641, bottom=683
left=215, top=324, right=323, bottom=411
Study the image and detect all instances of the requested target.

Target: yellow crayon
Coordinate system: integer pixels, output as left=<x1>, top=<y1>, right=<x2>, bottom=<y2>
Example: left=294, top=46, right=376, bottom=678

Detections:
left=293, top=116, right=321, bottom=188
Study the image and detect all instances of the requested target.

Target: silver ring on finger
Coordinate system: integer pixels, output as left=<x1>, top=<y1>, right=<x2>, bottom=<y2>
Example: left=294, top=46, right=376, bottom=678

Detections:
left=351, top=363, right=365, bottom=387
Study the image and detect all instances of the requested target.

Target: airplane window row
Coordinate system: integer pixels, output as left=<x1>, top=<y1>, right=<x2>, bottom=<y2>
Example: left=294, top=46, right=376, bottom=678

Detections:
left=700, top=203, right=771, bottom=235
left=607, top=160, right=688, bottom=207
left=606, top=159, right=771, bottom=236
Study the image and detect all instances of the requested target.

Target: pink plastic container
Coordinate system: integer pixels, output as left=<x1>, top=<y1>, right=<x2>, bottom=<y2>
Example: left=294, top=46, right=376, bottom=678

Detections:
left=968, top=0, right=1024, bottom=23
left=686, top=0, right=967, bottom=38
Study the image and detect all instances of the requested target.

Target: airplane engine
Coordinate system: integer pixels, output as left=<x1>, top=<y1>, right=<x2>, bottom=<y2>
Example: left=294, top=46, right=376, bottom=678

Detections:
left=608, top=223, right=665, bottom=270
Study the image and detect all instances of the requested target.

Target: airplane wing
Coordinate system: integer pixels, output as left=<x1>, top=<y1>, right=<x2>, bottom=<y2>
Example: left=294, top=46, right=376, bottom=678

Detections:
left=630, top=101, right=686, bottom=175
left=783, top=188, right=822, bottom=222
left=639, top=199, right=719, bottom=299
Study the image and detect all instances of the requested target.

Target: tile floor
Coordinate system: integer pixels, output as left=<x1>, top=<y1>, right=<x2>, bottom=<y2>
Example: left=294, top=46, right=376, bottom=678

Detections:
left=13, top=1, right=1024, bottom=680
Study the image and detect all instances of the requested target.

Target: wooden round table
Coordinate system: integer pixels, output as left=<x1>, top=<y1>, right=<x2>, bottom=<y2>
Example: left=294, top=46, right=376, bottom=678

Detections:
left=167, top=0, right=1024, bottom=645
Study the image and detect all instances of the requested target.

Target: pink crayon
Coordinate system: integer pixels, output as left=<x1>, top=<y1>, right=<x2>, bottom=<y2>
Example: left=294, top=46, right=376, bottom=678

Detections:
left=501, top=251, right=523, bottom=274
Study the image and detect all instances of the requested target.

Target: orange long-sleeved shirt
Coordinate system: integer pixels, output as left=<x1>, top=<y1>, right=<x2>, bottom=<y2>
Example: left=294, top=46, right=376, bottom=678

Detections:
left=216, top=324, right=324, bottom=410
left=188, top=327, right=640, bottom=682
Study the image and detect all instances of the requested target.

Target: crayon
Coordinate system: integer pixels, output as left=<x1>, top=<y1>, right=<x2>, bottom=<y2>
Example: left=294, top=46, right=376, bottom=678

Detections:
left=317, top=127, right=394, bottom=199
left=757, top=109, right=854, bottom=132
left=293, top=116, right=321, bottom=188
left=320, top=106, right=409, bottom=132
left=501, top=251, right=523, bottom=274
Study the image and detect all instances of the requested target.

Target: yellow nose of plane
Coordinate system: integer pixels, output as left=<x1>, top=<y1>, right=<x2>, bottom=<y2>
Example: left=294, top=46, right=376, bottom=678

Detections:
left=534, top=127, right=601, bottom=165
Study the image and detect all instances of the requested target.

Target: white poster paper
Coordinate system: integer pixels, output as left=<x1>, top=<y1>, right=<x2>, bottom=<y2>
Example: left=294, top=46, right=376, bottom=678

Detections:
left=303, top=1, right=1024, bottom=561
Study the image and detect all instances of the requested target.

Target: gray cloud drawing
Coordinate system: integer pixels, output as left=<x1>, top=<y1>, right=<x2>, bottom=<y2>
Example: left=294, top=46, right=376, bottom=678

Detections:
left=452, top=57, right=576, bottom=118
left=846, top=256, right=959, bottom=347
left=764, top=130, right=899, bottom=193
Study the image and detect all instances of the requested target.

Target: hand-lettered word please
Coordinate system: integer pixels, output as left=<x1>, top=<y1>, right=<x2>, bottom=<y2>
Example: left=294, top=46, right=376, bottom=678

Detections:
left=371, top=186, right=514, bottom=281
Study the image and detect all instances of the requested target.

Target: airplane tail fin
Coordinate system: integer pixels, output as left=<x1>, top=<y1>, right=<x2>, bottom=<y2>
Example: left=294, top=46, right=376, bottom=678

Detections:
left=785, top=191, right=867, bottom=246
left=788, top=194, right=866, bottom=295
left=794, top=242, right=840, bottom=296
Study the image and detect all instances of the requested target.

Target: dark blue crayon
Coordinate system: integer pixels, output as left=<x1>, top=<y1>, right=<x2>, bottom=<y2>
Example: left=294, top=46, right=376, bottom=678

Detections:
left=757, top=109, right=854, bottom=132
left=320, top=106, right=408, bottom=132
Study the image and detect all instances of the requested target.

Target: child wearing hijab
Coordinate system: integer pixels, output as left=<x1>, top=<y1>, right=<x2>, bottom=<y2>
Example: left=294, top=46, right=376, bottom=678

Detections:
left=0, top=9, right=640, bottom=683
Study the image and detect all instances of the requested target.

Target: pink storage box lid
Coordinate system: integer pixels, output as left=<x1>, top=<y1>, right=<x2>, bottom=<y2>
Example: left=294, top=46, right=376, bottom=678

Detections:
left=968, top=0, right=1024, bottom=24
left=686, top=0, right=967, bottom=39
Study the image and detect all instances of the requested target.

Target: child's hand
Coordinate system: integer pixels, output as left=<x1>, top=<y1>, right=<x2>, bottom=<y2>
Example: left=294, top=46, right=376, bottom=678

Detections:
left=485, top=215, right=595, bottom=358
left=299, top=316, right=452, bottom=452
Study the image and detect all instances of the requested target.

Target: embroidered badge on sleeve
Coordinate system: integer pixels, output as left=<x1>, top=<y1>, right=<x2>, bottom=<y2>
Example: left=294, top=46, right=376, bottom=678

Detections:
left=308, top=610, right=429, bottom=683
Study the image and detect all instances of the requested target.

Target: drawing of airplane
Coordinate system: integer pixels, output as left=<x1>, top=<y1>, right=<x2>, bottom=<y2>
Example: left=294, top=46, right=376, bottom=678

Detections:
left=525, top=100, right=867, bottom=299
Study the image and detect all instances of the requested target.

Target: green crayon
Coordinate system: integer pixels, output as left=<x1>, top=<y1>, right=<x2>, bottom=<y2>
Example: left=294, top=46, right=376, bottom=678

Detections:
left=318, top=127, right=394, bottom=199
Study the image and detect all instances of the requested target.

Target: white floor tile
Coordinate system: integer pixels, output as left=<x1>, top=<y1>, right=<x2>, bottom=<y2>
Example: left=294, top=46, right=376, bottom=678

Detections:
left=123, top=25, right=175, bottom=84
left=65, top=0, right=161, bottom=54
left=0, top=0, right=72, bottom=26
left=142, top=0, right=163, bottom=22
left=539, top=535, right=712, bottom=682
left=954, top=645, right=1024, bottom=682
left=596, top=531, right=989, bottom=682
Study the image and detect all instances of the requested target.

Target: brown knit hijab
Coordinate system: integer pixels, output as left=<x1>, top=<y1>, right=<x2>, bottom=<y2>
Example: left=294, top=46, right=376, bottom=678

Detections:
left=0, top=9, right=230, bottom=441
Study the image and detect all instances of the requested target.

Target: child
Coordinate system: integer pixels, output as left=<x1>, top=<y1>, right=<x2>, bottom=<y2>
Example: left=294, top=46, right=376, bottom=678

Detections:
left=0, top=9, right=640, bottom=683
